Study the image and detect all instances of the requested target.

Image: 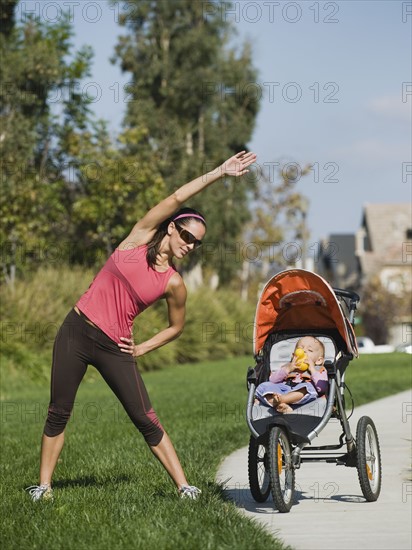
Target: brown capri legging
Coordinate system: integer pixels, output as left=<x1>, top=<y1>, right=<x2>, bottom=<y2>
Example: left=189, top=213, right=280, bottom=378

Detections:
left=44, top=309, right=164, bottom=446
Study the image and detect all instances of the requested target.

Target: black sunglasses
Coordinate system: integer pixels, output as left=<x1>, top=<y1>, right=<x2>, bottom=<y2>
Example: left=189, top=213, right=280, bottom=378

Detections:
left=175, top=223, right=202, bottom=249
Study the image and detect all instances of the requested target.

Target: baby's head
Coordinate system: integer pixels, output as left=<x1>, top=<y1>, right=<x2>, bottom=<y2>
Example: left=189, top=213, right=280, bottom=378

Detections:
left=295, top=336, right=324, bottom=366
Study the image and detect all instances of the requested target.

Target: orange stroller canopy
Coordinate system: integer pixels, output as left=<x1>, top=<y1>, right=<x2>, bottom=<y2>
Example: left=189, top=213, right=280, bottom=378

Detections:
left=253, top=269, right=358, bottom=357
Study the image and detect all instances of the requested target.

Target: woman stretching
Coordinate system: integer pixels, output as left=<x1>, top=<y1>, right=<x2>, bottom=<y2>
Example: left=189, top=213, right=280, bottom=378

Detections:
left=26, top=151, right=257, bottom=501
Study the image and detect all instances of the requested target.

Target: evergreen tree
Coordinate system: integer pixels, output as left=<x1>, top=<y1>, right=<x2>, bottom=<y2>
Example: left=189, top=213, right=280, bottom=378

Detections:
left=112, top=0, right=260, bottom=284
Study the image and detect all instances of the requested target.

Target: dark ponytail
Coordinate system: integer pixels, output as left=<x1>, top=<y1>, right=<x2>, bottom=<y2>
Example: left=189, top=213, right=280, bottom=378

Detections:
left=146, top=207, right=206, bottom=269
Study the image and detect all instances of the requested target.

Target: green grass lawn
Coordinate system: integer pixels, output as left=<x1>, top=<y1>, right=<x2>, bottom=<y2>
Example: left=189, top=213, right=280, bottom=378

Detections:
left=344, top=352, right=412, bottom=405
left=1, top=352, right=410, bottom=550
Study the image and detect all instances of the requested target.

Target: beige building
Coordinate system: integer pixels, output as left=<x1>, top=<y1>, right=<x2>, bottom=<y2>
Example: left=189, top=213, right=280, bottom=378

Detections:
left=355, top=203, right=412, bottom=346
left=356, top=203, right=412, bottom=294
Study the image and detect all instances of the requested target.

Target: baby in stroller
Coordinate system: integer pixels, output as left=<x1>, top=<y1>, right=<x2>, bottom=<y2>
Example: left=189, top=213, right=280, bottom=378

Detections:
left=255, top=336, right=328, bottom=413
left=246, top=269, right=381, bottom=512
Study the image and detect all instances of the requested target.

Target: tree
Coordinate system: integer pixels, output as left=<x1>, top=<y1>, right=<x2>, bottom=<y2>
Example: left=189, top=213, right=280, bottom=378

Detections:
left=360, top=277, right=402, bottom=344
left=0, top=5, right=93, bottom=283
left=239, top=162, right=312, bottom=300
left=67, top=124, right=166, bottom=266
left=112, top=0, right=260, bottom=284
left=0, top=2, right=167, bottom=280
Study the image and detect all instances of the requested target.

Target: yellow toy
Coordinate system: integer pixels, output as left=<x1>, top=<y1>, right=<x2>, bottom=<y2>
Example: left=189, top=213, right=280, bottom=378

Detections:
left=294, top=348, right=309, bottom=371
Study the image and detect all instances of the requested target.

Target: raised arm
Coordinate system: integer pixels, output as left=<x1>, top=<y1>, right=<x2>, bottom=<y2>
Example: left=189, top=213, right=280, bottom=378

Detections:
left=120, top=151, right=257, bottom=247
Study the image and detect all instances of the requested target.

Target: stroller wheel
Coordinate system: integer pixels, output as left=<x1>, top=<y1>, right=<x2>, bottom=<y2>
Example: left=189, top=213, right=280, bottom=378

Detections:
left=268, top=427, right=295, bottom=512
left=248, top=436, right=271, bottom=502
left=356, top=416, right=382, bottom=501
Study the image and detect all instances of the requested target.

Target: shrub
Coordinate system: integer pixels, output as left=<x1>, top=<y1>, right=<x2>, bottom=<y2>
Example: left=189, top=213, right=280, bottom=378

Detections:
left=132, top=287, right=255, bottom=368
left=1, top=267, right=256, bottom=377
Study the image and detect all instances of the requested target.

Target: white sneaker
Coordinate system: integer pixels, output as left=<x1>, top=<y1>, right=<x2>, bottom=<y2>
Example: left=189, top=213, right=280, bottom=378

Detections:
left=179, top=485, right=201, bottom=500
left=25, top=484, right=53, bottom=502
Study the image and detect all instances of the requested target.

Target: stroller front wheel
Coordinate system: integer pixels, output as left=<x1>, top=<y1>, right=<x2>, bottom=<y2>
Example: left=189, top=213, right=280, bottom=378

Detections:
left=356, top=416, right=382, bottom=501
left=268, top=426, right=295, bottom=512
left=248, top=436, right=271, bottom=502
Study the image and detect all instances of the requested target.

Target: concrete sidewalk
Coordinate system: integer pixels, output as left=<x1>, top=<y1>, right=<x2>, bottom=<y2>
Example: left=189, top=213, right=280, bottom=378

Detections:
left=216, top=390, right=412, bottom=550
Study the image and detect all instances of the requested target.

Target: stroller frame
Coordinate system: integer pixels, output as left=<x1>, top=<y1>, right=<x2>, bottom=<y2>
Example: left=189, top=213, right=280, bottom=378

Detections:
left=246, top=270, right=382, bottom=512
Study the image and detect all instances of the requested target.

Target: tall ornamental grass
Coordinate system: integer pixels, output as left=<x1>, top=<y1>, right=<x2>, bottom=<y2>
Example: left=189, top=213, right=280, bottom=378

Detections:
left=1, top=266, right=256, bottom=379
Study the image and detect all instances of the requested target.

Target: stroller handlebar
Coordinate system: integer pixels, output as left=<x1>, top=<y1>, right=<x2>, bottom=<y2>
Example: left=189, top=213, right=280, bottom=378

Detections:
left=332, top=287, right=360, bottom=304
left=332, top=288, right=360, bottom=325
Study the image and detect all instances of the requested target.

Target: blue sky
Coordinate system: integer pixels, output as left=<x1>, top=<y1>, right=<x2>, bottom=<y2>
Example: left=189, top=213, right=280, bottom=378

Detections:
left=17, top=1, right=412, bottom=244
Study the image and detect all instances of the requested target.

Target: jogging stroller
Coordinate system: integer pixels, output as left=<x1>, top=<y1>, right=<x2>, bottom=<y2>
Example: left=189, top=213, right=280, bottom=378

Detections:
left=246, top=269, right=382, bottom=512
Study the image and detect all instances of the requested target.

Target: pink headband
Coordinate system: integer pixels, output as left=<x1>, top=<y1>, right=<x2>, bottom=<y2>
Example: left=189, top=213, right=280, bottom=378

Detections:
left=173, top=213, right=206, bottom=224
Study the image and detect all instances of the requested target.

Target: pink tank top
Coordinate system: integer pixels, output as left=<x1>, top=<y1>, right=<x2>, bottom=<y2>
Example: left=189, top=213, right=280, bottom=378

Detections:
left=76, top=245, right=177, bottom=343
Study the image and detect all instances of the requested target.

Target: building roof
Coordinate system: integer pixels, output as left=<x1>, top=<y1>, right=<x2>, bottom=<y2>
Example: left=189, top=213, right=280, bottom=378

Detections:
left=361, top=203, right=412, bottom=263
left=327, top=233, right=357, bottom=274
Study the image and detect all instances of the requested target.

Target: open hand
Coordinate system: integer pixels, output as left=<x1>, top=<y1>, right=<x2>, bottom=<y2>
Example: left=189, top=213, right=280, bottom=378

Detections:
left=221, top=151, right=257, bottom=177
